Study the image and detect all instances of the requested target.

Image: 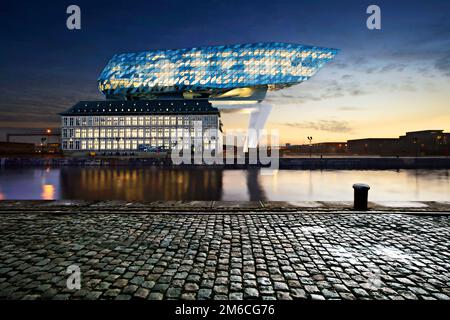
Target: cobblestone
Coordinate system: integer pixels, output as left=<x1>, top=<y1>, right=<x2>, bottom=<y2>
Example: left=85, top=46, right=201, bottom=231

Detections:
left=0, top=212, right=449, bottom=300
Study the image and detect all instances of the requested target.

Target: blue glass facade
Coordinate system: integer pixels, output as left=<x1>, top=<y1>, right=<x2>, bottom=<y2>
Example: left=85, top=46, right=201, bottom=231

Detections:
left=98, top=42, right=338, bottom=101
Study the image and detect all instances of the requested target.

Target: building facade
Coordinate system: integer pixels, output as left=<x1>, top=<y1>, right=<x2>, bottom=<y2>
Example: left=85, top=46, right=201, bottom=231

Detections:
left=60, top=100, right=221, bottom=155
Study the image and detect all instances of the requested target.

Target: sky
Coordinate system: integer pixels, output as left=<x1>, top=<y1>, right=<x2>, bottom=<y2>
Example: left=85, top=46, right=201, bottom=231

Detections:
left=0, top=0, right=449, bottom=144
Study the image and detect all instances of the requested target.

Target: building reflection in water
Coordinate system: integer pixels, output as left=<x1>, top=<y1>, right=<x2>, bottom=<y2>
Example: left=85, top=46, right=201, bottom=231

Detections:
left=1, top=167, right=449, bottom=201
left=59, top=167, right=226, bottom=201
left=246, top=169, right=267, bottom=201
left=41, top=184, right=55, bottom=200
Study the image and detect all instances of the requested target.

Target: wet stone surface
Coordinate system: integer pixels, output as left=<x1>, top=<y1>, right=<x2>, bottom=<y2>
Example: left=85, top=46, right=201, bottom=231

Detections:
left=0, top=212, right=449, bottom=300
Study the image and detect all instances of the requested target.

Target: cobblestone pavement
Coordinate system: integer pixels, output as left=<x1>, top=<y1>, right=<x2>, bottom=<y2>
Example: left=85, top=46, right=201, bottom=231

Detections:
left=0, top=213, right=449, bottom=300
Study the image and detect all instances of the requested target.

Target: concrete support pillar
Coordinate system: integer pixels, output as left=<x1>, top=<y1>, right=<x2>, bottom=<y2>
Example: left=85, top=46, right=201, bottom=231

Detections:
left=244, top=102, right=272, bottom=151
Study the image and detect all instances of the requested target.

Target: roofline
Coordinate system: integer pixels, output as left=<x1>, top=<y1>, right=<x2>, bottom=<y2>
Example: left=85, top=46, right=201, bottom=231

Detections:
left=111, top=42, right=340, bottom=57
left=405, top=130, right=444, bottom=134
left=59, top=100, right=220, bottom=116
left=347, top=138, right=398, bottom=142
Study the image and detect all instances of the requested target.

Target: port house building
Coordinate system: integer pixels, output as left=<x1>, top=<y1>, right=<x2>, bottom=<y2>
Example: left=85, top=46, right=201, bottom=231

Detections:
left=60, top=100, right=221, bottom=155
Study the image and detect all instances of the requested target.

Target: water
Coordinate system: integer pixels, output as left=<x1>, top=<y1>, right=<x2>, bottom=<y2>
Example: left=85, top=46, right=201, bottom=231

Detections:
left=0, top=167, right=449, bottom=201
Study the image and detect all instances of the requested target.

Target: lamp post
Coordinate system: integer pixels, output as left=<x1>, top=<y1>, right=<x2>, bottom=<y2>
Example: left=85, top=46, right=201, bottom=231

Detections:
left=307, top=136, right=313, bottom=158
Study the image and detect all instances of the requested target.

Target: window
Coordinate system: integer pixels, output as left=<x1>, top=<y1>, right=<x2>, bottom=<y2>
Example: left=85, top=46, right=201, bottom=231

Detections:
left=75, top=140, right=81, bottom=150
left=69, top=117, right=74, bottom=126
left=138, top=117, right=144, bottom=126
left=63, top=117, right=68, bottom=126
left=62, top=141, right=68, bottom=149
left=62, top=129, right=67, bottom=138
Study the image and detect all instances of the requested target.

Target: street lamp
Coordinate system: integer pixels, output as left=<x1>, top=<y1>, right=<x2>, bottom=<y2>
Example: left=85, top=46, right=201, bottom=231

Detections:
left=307, top=136, right=313, bottom=158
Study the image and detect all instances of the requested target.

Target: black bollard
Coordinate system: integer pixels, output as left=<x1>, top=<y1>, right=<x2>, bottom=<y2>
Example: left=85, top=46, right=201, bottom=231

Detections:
left=352, top=183, right=370, bottom=211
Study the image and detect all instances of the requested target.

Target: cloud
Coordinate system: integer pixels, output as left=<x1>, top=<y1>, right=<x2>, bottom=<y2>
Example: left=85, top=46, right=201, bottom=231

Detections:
left=434, top=53, right=450, bottom=77
left=280, top=120, right=352, bottom=133
left=338, top=106, right=360, bottom=111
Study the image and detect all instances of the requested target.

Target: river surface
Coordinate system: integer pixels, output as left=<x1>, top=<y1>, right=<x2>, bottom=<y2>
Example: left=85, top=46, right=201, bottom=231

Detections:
left=0, top=167, right=449, bottom=201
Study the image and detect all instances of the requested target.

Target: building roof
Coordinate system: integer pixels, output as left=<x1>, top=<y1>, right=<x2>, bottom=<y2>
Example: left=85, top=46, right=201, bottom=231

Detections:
left=347, top=138, right=398, bottom=142
left=60, top=100, right=220, bottom=116
left=405, top=130, right=444, bottom=134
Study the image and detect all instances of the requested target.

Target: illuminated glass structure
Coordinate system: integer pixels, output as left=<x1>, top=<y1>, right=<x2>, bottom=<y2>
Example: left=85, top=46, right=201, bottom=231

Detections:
left=98, top=42, right=338, bottom=101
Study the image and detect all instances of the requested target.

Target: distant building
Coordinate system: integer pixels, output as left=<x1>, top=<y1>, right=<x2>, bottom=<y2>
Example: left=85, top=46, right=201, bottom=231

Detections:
left=346, top=138, right=398, bottom=155
left=281, top=142, right=347, bottom=155
left=348, top=130, right=450, bottom=156
left=60, top=100, right=222, bottom=156
left=0, top=129, right=61, bottom=154
left=0, top=142, right=35, bottom=155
